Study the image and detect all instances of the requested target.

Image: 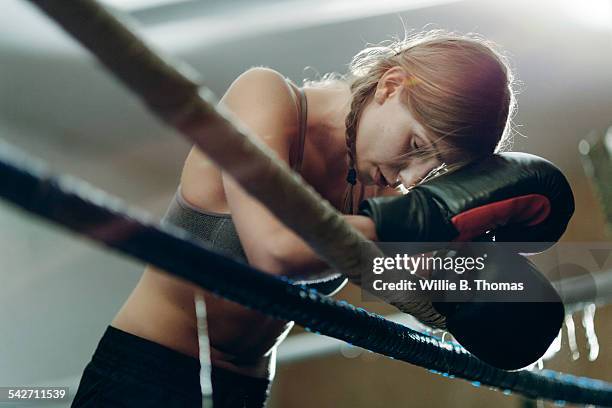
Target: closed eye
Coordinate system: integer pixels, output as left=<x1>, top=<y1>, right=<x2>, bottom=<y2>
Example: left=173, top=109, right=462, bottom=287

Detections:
left=410, top=130, right=428, bottom=151
left=411, top=134, right=420, bottom=151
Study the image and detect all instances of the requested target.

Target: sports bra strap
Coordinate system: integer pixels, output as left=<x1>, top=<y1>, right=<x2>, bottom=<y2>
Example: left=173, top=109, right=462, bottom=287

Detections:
left=286, top=80, right=307, bottom=172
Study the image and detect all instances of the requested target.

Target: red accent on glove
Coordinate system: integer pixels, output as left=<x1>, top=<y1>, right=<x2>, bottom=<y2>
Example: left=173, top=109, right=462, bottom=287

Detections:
left=451, top=194, right=551, bottom=241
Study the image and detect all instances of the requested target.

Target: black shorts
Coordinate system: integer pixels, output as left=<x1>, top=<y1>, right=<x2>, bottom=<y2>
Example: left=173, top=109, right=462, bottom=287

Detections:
left=71, top=326, right=203, bottom=407
left=72, top=326, right=271, bottom=407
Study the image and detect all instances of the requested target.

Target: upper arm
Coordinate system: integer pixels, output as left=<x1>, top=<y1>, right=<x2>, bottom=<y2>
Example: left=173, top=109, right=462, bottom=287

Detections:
left=219, top=67, right=301, bottom=272
left=219, top=67, right=297, bottom=153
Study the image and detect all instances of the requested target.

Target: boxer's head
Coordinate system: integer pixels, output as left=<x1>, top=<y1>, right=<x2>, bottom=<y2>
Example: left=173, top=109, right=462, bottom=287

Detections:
left=345, top=30, right=517, bottom=189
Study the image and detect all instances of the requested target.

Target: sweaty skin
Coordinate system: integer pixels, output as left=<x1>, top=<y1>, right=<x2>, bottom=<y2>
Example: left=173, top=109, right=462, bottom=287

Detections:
left=112, top=67, right=442, bottom=377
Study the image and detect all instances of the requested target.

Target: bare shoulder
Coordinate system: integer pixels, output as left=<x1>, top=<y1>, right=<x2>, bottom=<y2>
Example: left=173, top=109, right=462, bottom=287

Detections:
left=228, top=66, right=291, bottom=93
left=220, top=67, right=298, bottom=137
left=180, top=68, right=297, bottom=212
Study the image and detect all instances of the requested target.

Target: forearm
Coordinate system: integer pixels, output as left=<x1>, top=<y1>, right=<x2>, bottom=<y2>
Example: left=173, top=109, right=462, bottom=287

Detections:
left=269, top=215, right=377, bottom=277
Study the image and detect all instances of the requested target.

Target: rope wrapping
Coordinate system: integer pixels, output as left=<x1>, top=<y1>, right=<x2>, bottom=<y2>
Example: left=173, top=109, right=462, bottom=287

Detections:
left=0, top=142, right=610, bottom=406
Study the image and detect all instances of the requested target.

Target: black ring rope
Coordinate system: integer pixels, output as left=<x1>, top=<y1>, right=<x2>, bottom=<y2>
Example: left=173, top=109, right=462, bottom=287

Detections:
left=0, top=143, right=611, bottom=406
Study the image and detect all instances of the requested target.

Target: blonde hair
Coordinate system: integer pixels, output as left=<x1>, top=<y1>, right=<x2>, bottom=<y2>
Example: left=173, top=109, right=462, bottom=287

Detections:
left=305, top=29, right=519, bottom=212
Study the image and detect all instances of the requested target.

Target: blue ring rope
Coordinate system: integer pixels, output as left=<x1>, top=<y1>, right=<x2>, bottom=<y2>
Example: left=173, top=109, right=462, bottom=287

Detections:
left=0, top=142, right=610, bottom=406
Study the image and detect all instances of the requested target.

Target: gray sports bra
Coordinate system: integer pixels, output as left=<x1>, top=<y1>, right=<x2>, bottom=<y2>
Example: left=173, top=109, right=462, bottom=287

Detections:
left=161, top=80, right=347, bottom=296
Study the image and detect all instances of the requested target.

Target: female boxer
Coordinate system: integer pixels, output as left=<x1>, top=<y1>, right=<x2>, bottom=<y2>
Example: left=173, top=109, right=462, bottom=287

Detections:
left=72, top=30, right=516, bottom=407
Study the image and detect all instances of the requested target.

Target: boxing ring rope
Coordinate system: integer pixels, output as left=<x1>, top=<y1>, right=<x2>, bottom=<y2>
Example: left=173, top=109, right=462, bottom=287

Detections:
left=1, top=142, right=611, bottom=406
left=555, top=270, right=612, bottom=313
left=23, top=0, right=446, bottom=328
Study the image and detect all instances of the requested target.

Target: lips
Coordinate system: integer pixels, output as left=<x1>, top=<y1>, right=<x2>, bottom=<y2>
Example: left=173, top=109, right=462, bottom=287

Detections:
left=374, top=168, right=388, bottom=187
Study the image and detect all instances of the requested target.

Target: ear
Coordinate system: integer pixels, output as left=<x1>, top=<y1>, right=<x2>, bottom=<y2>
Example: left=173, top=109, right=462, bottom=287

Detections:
left=374, top=66, right=407, bottom=103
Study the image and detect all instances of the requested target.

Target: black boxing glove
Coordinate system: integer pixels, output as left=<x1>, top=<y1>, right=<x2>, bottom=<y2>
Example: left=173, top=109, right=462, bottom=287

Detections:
left=358, top=152, right=574, bottom=251
left=429, top=246, right=564, bottom=370
left=358, top=152, right=571, bottom=368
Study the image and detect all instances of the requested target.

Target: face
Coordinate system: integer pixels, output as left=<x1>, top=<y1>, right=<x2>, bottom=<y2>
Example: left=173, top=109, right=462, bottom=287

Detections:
left=354, top=69, right=445, bottom=189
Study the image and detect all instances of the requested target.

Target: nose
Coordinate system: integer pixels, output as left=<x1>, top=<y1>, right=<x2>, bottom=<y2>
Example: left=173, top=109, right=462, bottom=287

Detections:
left=397, top=170, right=422, bottom=188
left=397, top=159, right=441, bottom=188
left=378, top=166, right=402, bottom=188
